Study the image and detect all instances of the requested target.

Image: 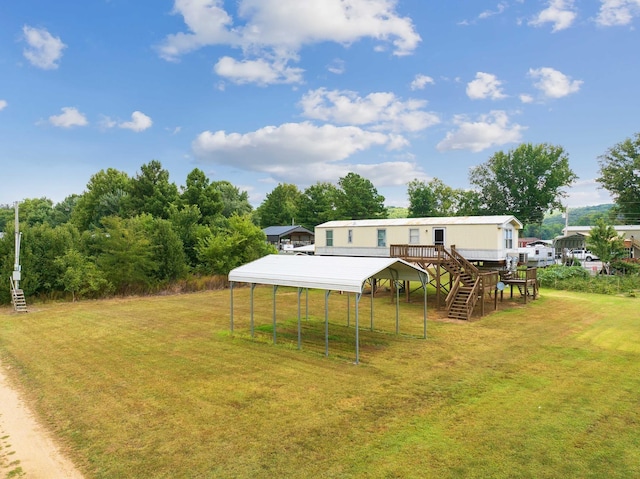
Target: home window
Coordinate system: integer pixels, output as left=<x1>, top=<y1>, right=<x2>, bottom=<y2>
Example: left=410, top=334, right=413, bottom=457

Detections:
left=409, top=228, right=419, bottom=244
left=434, top=228, right=445, bottom=246
left=348, top=229, right=353, bottom=244
left=504, top=229, right=513, bottom=249
left=377, top=229, right=386, bottom=247
left=326, top=230, right=333, bottom=247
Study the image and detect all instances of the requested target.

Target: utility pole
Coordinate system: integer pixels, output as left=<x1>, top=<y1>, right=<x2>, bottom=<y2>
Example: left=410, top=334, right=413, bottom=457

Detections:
left=13, top=201, right=22, bottom=289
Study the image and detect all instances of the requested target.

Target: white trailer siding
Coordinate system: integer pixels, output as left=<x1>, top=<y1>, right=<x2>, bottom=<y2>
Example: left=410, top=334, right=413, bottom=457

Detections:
left=315, top=216, right=522, bottom=261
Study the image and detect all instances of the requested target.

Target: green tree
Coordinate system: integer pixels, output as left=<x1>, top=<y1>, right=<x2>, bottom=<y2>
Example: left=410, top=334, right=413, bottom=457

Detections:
left=54, top=249, right=111, bottom=301
left=126, top=160, right=179, bottom=219
left=407, top=179, right=435, bottom=217
left=50, top=194, right=80, bottom=226
left=597, top=132, right=640, bottom=224
left=469, top=143, right=577, bottom=228
left=181, top=168, right=223, bottom=224
left=211, top=181, right=253, bottom=218
left=336, top=172, right=386, bottom=220
left=297, top=182, right=340, bottom=229
left=71, top=168, right=131, bottom=230
left=255, top=183, right=302, bottom=227
left=93, top=216, right=158, bottom=293
left=19, top=198, right=55, bottom=226
left=587, top=219, right=626, bottom=273
left=197, top=214, right=277, bottom=275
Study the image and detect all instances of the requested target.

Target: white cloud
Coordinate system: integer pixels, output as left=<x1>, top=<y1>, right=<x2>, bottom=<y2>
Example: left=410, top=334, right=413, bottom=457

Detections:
left=436, top=111, right=525, bottom=152
left=529, top=0, right=577, bottom=32
left=48, top=107, right=88, bottom=128
left=192, top=121, right=408, bottom=182
left=22, top=25, right=66, bottom=70
left=327, top=58, right=346, bottom=75
left=410, top=74, right=435, bottom=90
left=299, top=88, right=440, bottom=132
left=0, top=100, right=7, bottom=111
left=565, top=179, right=614, bottom=207
left=479, top=2, right=508, bottom=19
left=466, top=72, right=507, bottom=100
left=519, top=93, right=534, bottom=103
left=529, top=67, right=582, bottom=98
left=596, top=0, right=640, bottom=26
left=119, top=111, right=153, bottom=132
left=159, top=0, right=421, bottom=84
left=214, top=56, right=304, bottom=85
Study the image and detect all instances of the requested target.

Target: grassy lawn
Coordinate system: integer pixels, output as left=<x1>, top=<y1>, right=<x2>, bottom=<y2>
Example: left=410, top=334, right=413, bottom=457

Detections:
left=0, top=288, right=639, bottom=478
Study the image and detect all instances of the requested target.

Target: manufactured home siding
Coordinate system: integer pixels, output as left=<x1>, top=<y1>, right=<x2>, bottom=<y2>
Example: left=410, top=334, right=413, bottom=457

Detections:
left=315, top=216, right=521, bottom=261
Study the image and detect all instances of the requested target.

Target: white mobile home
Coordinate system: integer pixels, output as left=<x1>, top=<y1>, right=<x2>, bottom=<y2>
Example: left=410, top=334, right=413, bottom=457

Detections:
left=315, top=215, right=523, bottom=262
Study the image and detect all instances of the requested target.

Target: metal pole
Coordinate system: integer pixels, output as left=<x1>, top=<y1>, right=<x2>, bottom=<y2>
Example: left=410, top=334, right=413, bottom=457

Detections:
left=347, top=293, right=350, bottom=327
left=229, top=281, right=234, bottom=333
left=371, top=279, right=374, bottom=331
left=250, top=283, right=256, bottom=338
left=395, top=280, right=400, bottom=335
left=325, top=290, right=331, bottom=357
left=355, top=293, right=361, bottom=364
left=297, top=288, right=302, bottom=350
left=273, top=285, right=278, bottom=344
left=305, top=288, right=309, bottom=321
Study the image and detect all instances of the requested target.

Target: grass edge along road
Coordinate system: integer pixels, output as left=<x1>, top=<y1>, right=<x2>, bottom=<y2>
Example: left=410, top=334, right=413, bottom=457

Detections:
left=0, top=288, right=639, bottom=478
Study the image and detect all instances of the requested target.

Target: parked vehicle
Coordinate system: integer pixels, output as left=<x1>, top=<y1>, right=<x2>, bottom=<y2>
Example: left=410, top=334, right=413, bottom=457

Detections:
left=569, top=249, right=600, bottom=261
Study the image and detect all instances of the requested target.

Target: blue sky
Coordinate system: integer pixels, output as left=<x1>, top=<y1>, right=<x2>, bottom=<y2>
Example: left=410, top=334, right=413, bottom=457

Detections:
left=1, top=0, right=639, bottom=210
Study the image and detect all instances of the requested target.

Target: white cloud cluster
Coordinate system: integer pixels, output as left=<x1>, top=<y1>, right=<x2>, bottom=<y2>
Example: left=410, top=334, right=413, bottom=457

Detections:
left=0, top=100, right=7, bottom=111
left=529, top=67, right=582, bottom=98
left=159, top=0, right=420, bottom=84
left=48, top=107, right=88, bottom=128
left=99, top=111, right=153, bottom=132
left=597, top=0, right=640, bottom=26
left=436, top=111, right=525, bottom=152
left=529, top=0, right=577, bottom=31
left=22, top=25, right=66, bottom=70
left=299, top=88, right=440, bottom=132
left=466, top=72, right=507, bottom=100
left=119, top=111, right=153, bottom=132
left=410, top=74, right=435, bottom=90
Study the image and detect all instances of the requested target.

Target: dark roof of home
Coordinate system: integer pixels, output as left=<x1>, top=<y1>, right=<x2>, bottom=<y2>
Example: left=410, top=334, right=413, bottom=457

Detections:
left=263, top=225, right=314, bottom=237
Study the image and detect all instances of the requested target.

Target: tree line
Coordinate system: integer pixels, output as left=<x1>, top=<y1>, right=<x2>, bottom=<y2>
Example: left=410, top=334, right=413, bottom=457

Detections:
left=1, top=133, right=638, bottom=303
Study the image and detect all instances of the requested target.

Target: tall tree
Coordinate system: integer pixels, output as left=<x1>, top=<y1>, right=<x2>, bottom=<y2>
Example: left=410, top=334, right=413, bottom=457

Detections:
left=127, top=160, right=179, bottom=219
left=297, top=182, right=340, bottom=229
left=597, top=132, right=640, bottom=224
left=71, top=168, right=131, bottom=230
left=211, top=181, right=253, bottom=218
left=180, top=168, right=223, bottom=224
left=255, top=183, right=302, bottom=227
left=336, top=172, right=386, bottom=220
left=469, top=143, right=577, bottom=228
left=407, top=179, right=435, bottom=217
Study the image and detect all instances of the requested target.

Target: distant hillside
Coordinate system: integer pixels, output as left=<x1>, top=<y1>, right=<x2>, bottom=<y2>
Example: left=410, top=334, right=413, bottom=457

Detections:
left=524, top=204, right=615, bottom=239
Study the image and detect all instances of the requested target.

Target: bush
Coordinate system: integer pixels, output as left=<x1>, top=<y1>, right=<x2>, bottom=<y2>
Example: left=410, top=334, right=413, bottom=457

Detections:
left=538, top=264, right=640, bottom=295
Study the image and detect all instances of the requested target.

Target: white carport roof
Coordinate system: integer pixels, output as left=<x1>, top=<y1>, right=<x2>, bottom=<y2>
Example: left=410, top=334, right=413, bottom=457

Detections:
left=228, top=254, right=428, bottom=293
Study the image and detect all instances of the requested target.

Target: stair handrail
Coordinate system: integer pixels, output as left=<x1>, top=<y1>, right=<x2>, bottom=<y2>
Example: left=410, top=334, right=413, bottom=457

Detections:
left=449, top=246, right=479, bottom=279
left=445, top=276, right=461, bottom=309
left=463, top=277, right=481, bottom=319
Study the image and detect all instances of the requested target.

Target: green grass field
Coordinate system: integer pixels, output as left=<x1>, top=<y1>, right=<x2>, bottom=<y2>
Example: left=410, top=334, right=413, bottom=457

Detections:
left=0, top=288, right=639, bottom=478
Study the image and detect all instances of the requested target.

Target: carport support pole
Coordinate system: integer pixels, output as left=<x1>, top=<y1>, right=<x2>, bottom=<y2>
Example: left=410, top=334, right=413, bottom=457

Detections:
left=297, top=288, right=302, bottom=350
left=273, top=285, right=279, bottom=344
left=370, top=280, right=374, bottom=331
left=325, top=290, right=331, bottom=357
left=306, top=288, right=309, bottom=321
left=347, top=293, right=350, bottom=327
left=355, top=293, right=361, bottom=364
left=230, top=281, right=234, bottom=333
left=250, top=283, right=256, bottom=338
left=421, top=273, right=428, bottom=339
left=395, top=280, right=400, bottom=335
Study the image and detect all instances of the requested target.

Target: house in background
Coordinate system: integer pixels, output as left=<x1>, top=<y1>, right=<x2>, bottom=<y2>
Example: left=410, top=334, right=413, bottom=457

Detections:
left=263, top=225, right=314, bottom=251
left=553, top=225, right=640, bottom=259
left=314, top=215, right=523, bottom=264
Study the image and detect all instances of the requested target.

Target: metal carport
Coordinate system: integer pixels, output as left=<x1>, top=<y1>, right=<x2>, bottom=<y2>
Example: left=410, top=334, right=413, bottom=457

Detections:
left=228, top=254, right=429, bottom=364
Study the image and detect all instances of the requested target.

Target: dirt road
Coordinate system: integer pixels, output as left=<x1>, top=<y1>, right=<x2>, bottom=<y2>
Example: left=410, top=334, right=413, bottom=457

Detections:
left=0, top=362, right=84, bottom=479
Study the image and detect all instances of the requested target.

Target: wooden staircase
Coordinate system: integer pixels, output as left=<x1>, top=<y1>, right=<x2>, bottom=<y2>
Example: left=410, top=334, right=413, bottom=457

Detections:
left=443, top=248, right=481, bottom=320
left=10, top=278, right=28, bottom=312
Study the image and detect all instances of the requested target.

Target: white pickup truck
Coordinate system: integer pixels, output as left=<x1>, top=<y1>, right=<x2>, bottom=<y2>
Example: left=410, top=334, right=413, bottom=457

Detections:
left=569, top=249, right=600, bottom=261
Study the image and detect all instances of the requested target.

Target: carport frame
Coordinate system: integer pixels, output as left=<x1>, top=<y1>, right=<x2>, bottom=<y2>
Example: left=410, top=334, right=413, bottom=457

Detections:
left=229, top=255, right=429, bottom=364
